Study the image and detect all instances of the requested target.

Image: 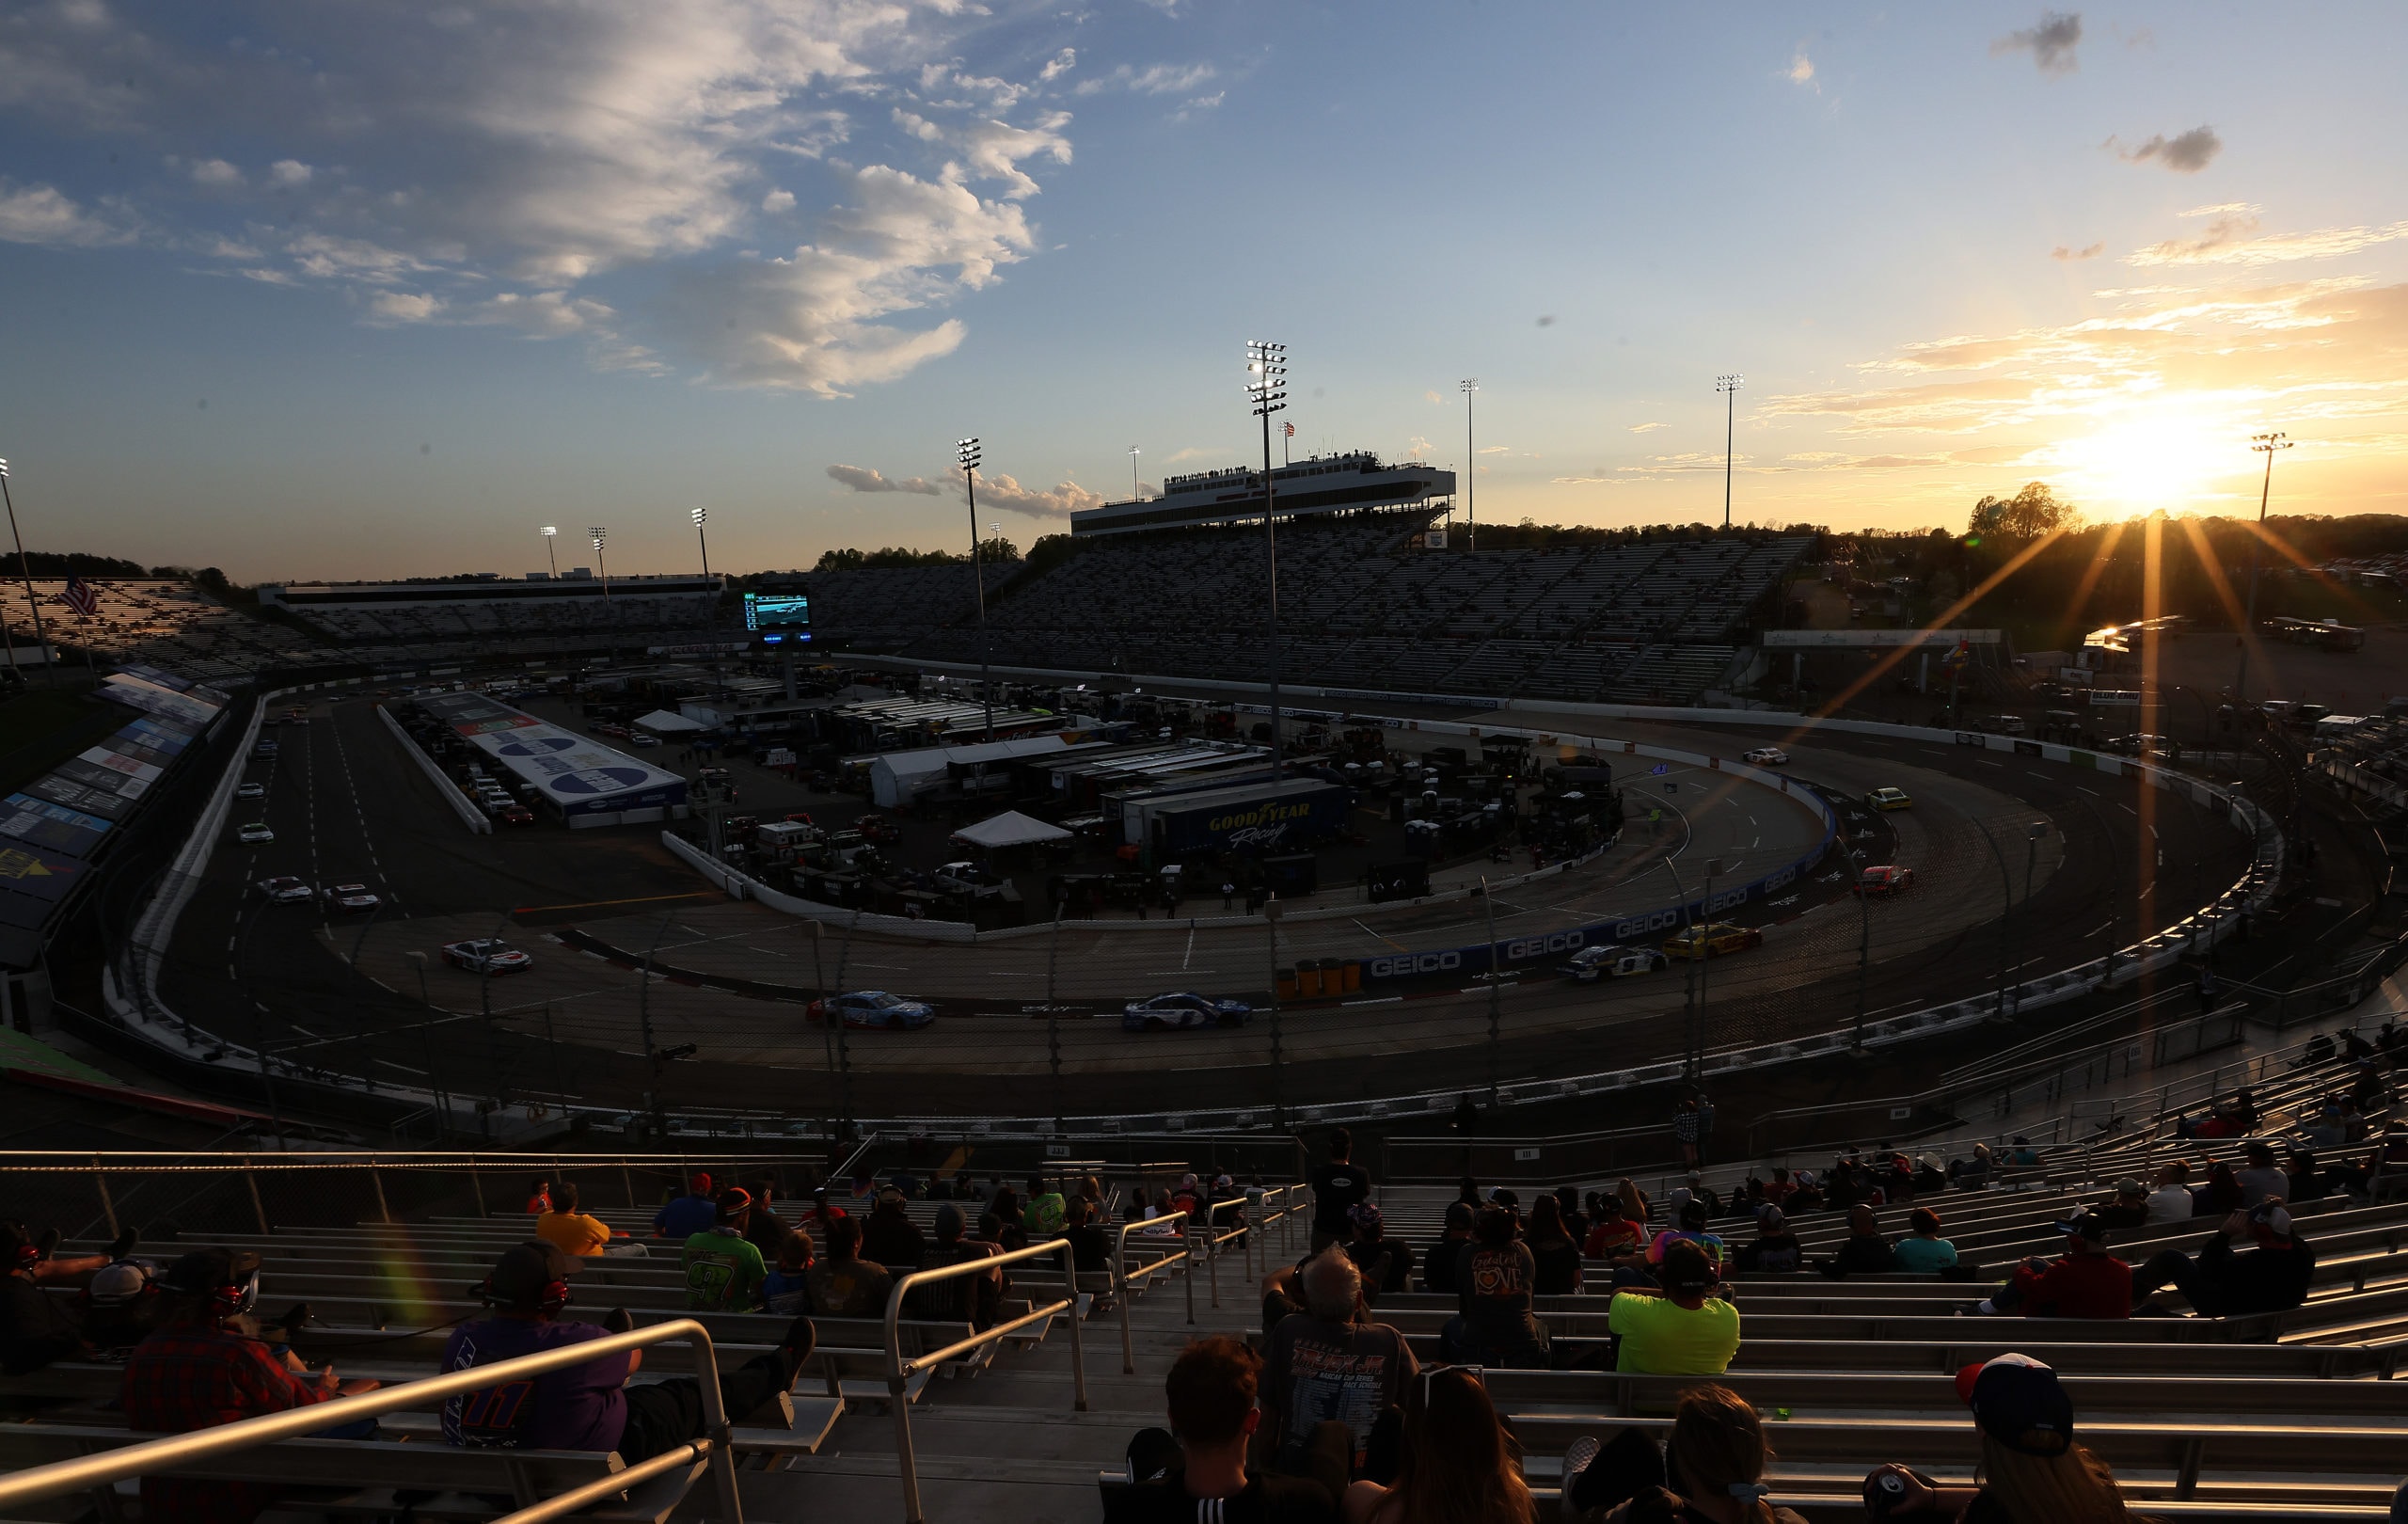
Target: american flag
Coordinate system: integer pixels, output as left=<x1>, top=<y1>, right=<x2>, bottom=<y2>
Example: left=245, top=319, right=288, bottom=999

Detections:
left=62, top=578, right=98, bottom=616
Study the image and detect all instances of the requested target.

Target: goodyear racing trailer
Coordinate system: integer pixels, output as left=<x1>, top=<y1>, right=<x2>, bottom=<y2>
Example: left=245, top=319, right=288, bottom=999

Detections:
left=1128, top=777, right=1353, bottom=865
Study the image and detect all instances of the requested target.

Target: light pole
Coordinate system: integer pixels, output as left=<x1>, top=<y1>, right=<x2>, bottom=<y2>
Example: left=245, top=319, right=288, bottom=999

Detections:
left=540, top=525, right=559, bottom=579
left=2234, top=432, right=2290, bottom=703
left=1970, top=820, right=2015, bottom=1018
left=1716, top=375, right=1744, bottom=531
left=690, top=506, right=710, bottom=579
left=1460, top=378, right=1480, bottom=552
left=1264, top=894, right=1285, bottom=1129
left=2020, top=820, right=2048, bottom=1011
left=1247, top=341, right=1288, bottom=776
left=587, top=527, right=610, bottom=601
left=1130, top=446, right=1142, bottom=500
left=0, top=459, right=55, bottom=688
left=958, top=437, right=992, bottom=741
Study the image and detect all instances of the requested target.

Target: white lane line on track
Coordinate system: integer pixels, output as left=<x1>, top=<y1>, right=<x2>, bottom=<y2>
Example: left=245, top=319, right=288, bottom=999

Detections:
left=1182, top=927, right=1196, bottom=968
left=1344, top=996, right=1402, bottom=1007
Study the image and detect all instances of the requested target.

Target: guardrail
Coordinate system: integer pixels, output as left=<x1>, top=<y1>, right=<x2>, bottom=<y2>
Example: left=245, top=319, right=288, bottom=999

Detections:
left=0, top=1316, right=746, bottom=1524
left=1114, top=1209, right=1194, bottom=1373
left=883, top=1237, right=1088, bottom=1524
left=377, top=700, right=492, bottom=834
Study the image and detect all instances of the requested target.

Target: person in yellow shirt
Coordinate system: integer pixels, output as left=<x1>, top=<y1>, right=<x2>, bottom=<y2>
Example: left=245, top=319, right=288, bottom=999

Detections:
left=533, top=1183, right=616, bottom=1258
left=1606, top=1240, right=1740, bottom=1374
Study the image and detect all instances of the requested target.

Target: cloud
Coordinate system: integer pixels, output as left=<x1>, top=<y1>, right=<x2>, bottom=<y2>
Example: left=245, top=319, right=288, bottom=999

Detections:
left=1477, top=445, right=1511, bottom=454
left=762, top=189, right=796, bottom=213
left=1990, top=11, right=2082, bottom=74
left=1072, top=62, right=1215, bottom=97
left=2129, top=214, right=2408, bottom=268
left=0, top=180, right=135, bottom=246
left=2115, top=126, right=2222, bottom=173
left=188, top=157, right=243, bottom=187
left=365, top=290, right=441, bottom=323
left=2052, top=242, right=2103, bottom=262
left=1038, top=48, right=1074, bottom=83
left=267, top=159, right=311, bottom=188
left=1786, top=50, right=1814, bottom=87
left=1628, top=421, right=1668, bottom=434
left=827, top=463, right=943, bottom=495
left=967, top=470, right=1104, bottom=518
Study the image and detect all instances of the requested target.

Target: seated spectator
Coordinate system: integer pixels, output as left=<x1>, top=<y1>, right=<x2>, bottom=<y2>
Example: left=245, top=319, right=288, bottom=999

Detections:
left=1614, top=1178, right=1652, bottom=1227
left=524, top=1179, right=553, bottom=1214
left=1607, top=1242, right=1739, bottom=1375
left=1342, top=1203, right=1411, bottom=1301
left=2130, top=1202, right=2315, bottom=1318
left=1966, top=1212, right=2130, bottom=1319
left=1583, top=1199, right=1648, bottom=1274
left=1681, top=1172, right=1723, bottom=1217
left=2007, top=1137, right=2040, bottom=1168
left=2285, top=1148, right=2332, bottom=1203
left=1648, top=1200, right=1725, bottom=1268
left=1439, top=1206, right=1547, bottom=1368
left=682, top=1189, right=768, bottom=1312
left=1892, top=1208, right=1959, bottom=1276
left=2235, top=1142, right=2289, bottom=1205
left=979, top=1208, right=1029, bottom=1253
left=652, top=1173, right=718, bottom=1239
left=3, top=1219, right=134, bottom=1374
left=2145, top=1163, right=2197, bottom=1226
left=1818, top=1204, right=1896, bottom=1278
left=761, top=1230, right=814, bottom=1315
left=1553, top=1185, right=1590, bottom=1243
left=1950, top=1142, right=1994, bottom=1190
left=1261, top=1250, right=1417, bottom=1472
left=442, top=1242, right=813, bottom=1463
left=743, top=1180, right=789, bottom=1259
left=535, top=1183, right=618, bottom=1258
left=1421, top=1203, right=1476, bottom=1295
left=1528, top=1195, right=1582, bottom=1294
left=1560, top=1382, right=1803, bottom=1522
left=1339, top=1366, right=1532, bottom=1524
left=1733, top=1206, right=1803, bottom=1276
left=2301, top=1098, right=2353, bottom=1151
left=1023, top=1174, right=1069, bottom=1236
left=1912, top=1153, right=1948, bottom=1195
left=805, top=1216, right=893, bottom=1318
left=1114, top=1337, right=1341, bottom=1523
left=800, top=1185, right=848, bottom=1239
left=1785, top=1170, right=1826, bottom=1214
left=2094, top=1180, right=2150, bottom=1230
left=81, top=1257, right=164, bottom=1356
left=2227, top=1087, right=2263, bottom=1130
left=125, top=1248, right=380, bottom=1524
left=1065, top=1197, right=1112, bottom=1275
left=2196, top=1161, right=2245, bottom=1216
left=861, top=1187, right=928, bottom=1269
left=1761, top=1167, right=1795, bottom=1205
left=1864, top=1353, right=2144, bottom=1522
left=912, top=1205, right=1005, bottom=1331
left=1078, top=1173, right=1110, bottom=1226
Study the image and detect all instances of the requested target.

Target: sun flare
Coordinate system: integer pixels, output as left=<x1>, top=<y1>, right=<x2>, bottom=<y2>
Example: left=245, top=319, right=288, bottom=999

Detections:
left=2042, top=405, right=2254, bottom=518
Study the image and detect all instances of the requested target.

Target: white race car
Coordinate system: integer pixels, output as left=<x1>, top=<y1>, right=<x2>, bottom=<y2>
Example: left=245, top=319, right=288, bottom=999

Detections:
left=443, top=938, right=532, bottom=975
left=256, top=875, right=312, bottom=904
left=236, top=783, right=266, bottom=800
left=323, top=883, right=382, bottom=913
left=1560, top=945, right=1670, bottom=981
left=1742, top=747, right=1790, bottom=766
left=236, top=822, right=276, bottom=845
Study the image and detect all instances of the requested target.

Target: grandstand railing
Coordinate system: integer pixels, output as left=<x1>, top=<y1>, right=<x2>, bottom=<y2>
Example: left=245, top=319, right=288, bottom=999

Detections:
left=1114, top=1209, right=1194, bottom=1372
left=883, top=1237, right=1087, bottom=1524
left=0, top=1316, right=748, bottom=1523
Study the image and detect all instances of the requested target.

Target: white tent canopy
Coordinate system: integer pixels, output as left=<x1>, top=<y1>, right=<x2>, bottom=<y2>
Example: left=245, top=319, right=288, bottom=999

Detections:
left=635, top=708, right=706, bottom=734
left=951, top=810, right=1072, bottom=849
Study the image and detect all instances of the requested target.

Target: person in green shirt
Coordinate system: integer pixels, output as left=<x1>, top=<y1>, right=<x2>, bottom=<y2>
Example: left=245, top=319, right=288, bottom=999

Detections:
left=1891, top=1206, right=1961, bottom=1276
left=1021, top=1173, right=1067, bottom=1237
left=1606, top=1240, right=1740, bottom=1374
left=683, top=1188, right=768, bottom=1311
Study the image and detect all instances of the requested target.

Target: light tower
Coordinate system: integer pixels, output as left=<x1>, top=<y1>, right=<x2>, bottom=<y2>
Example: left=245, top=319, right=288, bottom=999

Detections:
left=539, top=525, right=559, bottom=579
left=1247, top=341, right=1288, bottom=776
left=1716, top=374, right=1744, bottom=529
left=958, top=437, right=992, bottom=740
left=690, top=506, right=710, bottom=578
left=1460, top=377, right=1480, bottom=551
left=2234, top=432, right=2291, bottom=703
left=588, top=527, right=610, bottom=600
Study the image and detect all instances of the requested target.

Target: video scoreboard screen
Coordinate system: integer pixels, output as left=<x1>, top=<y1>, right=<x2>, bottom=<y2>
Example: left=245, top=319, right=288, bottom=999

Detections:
left=743, top=593, right=812, bottom=643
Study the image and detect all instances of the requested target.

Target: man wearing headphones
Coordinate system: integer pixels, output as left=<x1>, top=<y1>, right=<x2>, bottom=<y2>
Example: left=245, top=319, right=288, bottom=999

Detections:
left=441, top=1240, right=816, bottom=1461
left=121, top=1247, right=379, bottom=1524
left=1605, top=1239, right=1741, bottom=1374
left=3, top=1219, right=139, bottom=1374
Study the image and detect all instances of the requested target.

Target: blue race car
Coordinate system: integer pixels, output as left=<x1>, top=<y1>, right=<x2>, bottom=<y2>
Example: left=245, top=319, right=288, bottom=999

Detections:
left=810, top=990, right=937, bottom=1031
left=1122, top=992, right=1253, bottom=1032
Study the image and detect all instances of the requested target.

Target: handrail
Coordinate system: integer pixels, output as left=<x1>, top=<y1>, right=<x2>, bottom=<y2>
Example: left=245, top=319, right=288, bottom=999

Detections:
left=1115, top=1209, right=1193, bottom=1373
left=1195, top=1195, right=1253, bottom=1310
left=0, top=1316, right=745, bottom=1522
left=882, top=1236, right=1087, bottom=1524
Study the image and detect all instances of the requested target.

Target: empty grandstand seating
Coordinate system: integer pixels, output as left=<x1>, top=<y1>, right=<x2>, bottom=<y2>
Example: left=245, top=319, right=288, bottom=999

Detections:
left=806, top=561, right=1024, bottom=654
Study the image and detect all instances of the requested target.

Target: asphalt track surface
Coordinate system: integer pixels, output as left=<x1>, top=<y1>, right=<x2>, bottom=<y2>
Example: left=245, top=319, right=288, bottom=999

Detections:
left=157, top=692, right=2249, bottom=1124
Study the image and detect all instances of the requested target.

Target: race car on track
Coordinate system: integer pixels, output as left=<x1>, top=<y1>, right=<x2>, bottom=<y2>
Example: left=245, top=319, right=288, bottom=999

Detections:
left=236, top=822, right=276, bottom=845
left=1662, top=922, right=1765, bottom=960
left=808, top=990, right=936, bottom=1031
left=443, top=938, right=532, bottom=975
left=1856, top=865, right=1916, bottom=897
left=1864, top=786, right=1914, bottom=812
left=235, top=782, right=265, bottom=800
left=1741, top=747, right=1789, bottom=766
left=323, top=883, right=382, bottom=913
left=1122, top=992, right=1253, bottom=1031
left=255, top=875, right=312, bottom=904
left=1560, top=945, right=1670, bottom=981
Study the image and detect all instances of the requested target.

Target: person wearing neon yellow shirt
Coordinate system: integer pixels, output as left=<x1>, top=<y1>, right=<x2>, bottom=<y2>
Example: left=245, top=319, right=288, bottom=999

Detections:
left=1606, top=1241, right=1739, bottom=1374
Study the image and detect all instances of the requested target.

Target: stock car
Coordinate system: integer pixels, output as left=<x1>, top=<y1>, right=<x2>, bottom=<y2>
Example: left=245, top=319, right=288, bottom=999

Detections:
left=255, top=875, right=313, bottom=904
left=808, top=990, right=937, bottom=1031
left=323, top=883, right=382, bottom=913
left=235, top=822, right=276, bottom=845
left=1662, top=922, right=1765, bottom=960
left=1864, top=786, right=1914, bottom=812
left=1560, top=945, right=1670, bottom=981
left=1856, top=865, right=1916, bottom=897
left=1741, top=747, right=1790, bottom=767
left=1122, top=992, right=1253, bottom=1031
left=235, top=782, right=265, bottom=801
left=442, top=938, right=532, bottom=975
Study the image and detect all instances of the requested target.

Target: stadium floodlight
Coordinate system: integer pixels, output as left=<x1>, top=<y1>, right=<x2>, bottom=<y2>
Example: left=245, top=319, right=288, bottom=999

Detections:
left=2235, top=431, right=2293, bottom=702
left=1130, top=445, right=1141, bottom=500
left=1246, top=341, right=1290, bottom=776
left=0, top=457, right=55, bottom=687
left=1716, top=374, right=1744, bottom=530
left=957, top=437, right=992, bottom=740
left=689, top=505, right=711, bottom=579
left=587, top=526, right=610, bottom=600
left=1460, top=378, right=1480, bottom=551
left=539, top=525, right=559, bottom=579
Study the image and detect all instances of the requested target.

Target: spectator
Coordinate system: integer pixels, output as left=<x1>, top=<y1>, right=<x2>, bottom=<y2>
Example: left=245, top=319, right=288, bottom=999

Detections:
left=1892, top=1208, right=1959, bottom=1276
left=805, top=1216, right=893, bottom=1318
left=1615, top=1178, right=1652, bottom=1227
left=1260, top=1249, right=1418, bottom=1472
left=2228, top=1088, right=2263, bottom=1130
left=862, top=1187, right=928, bottom=1269
left=1560, top=1383, right=1803, bottom=1522
left=913, top=1205, right=1006, bottom=1331
left=682, top=1189, right=768, bottom=1312
left=2284, top=1149, right=2330, bottom=1204
left=2094, top=1180, right=2151, bottom=1230
left=980, top=1208, right=1029, bottom=1253
left=1309, top=1130, right=1372, bottom=1252
left=2130, top=1202, right=2315, bottom=1318
left=1528, top=1195, right=1583, bottom=1295
left=2007, top=1137, right=2040, bottom=1168
left=1342, top=1203, right=1411, bottom=1300
left=1553, top=1185, right=1590, bottom=1243
left=1582, top=1198, right=1648, bottom=1271
left=1114, top=1337, right=1341, bottom=1523
left=1065, top=1197, right=1112, bottom=1275
left=1439, top=1206, right=1547, bottom=1368
left=2196, top=1162, right=2245, bottom=1216
left=2235, top=1142, right=2289, bottom=1205
left=1911, top=1154, right=1949, bottom=1196
left=1951, top=1143, right=1994, bottom=1191
left=441, top=1242, right=814, bottom=1466
left=652, top=1173, right=717, bottom=1240
left=81, top=1258, right=164, bottom=1356
left=1762, top=1167, right=1796, bottom=1205
left=1421, top=1203, right=1476, bottom=1295
left=800, top=1186, right=848, bottom=1239
left=1672, top=1098, right=1703, bottom=1168
left=743, top=1180, right=789, bottom=1259
left=1966, top=1212, right=2130, bottom=1319
left=1733, top=1206, right=1804, bottom=1276
left=2145, top=1163, right=2197, bottom=1226
left=1023, top=1174, right=1069, bottom=1237
left=761, top=1230, right=814, bottom=1315
left=1607, top=1241, right=1739, bottom=1375
left=1819, top=1204, right=1896, bottom=1278
left=1864, top=1354, right=2143, bottom=1522
left=1648, top=1200, right=1726, bottom=1268
left=1339, top=1366, right=1533, bottom=1524
left=1079, top=1174, right=1111, bottom=1225
left=3, top=1219, right=132, bottom=1374
left=1786, top=1170, right=1825, bottom=1214
left=535, top=1183, right=616, bottom=1259
left=124, top=1248, right=380, bottom=1524
left=524, top=1179, right=553, bottom=1214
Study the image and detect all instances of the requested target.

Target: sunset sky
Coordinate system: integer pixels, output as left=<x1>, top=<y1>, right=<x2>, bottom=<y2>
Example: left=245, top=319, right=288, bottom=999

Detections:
left=1, top=2, right=2403, bottom=579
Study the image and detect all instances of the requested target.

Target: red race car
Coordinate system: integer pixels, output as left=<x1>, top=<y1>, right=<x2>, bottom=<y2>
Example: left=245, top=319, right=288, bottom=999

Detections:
left=1856, top=865, right=1916, bottom=897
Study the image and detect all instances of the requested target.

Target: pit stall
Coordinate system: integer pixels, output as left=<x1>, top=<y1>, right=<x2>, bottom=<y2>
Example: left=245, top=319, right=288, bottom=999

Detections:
left=414, top=691, right=688, bottom=828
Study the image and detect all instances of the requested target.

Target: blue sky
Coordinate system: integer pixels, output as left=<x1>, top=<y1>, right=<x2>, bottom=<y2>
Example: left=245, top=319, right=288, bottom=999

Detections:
left=2, top=2, right=2404, bottom=579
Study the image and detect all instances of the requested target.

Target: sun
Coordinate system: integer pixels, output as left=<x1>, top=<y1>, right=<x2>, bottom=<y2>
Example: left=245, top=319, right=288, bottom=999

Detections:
left=2043, top=405, right=2250, bottom=518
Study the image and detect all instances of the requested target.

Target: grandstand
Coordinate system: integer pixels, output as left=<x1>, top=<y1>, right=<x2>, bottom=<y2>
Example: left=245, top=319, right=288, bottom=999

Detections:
left=0, top=579, right=321, bottom=682
left=261, top=575, right=722, bottom=648
left=798, top=560, right=1024, bottom=655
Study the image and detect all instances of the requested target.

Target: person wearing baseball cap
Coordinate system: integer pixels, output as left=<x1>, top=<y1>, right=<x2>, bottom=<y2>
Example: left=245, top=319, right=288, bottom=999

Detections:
left=1607, top=1239, right=1739, bottom=1374
left=1734, top=1204, right=1804, bottom=1275
left=681, top=1188, right=768, bottom=1311
left=650, top=1171, right=717, bottom=1240
left=1344, top=1199, right=1412, bottom=1298
left=1863, top=1353, right=2142, bottom=1521
left=442, top=1239, right=816, bottom=1461
left=1, top=1218, right=139, bottom=1374
left=2129, top=1200, right=2316, bottom=1318
left=1964, top=1211, right=2131, bottom=1319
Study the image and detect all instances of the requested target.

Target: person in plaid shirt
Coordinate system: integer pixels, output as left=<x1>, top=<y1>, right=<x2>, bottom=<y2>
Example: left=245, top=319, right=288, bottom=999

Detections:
left=121, top=1248, right=379, bottom=1524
